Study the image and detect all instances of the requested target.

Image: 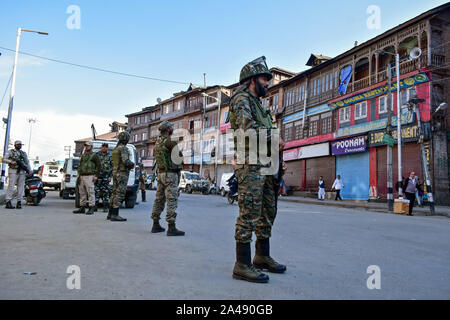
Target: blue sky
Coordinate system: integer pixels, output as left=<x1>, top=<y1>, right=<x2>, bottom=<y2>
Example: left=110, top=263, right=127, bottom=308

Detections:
left=0, top=0, right=447, bottom=160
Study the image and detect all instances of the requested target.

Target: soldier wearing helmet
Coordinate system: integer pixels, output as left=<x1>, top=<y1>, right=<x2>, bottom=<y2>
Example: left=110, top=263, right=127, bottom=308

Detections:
left=3, top=140, right=32, bottom=209
left=229, top=56, right=286, bottom=284
left=150, top=120, right=185, bottom=236
left=108, top=131, right=135, bottom=221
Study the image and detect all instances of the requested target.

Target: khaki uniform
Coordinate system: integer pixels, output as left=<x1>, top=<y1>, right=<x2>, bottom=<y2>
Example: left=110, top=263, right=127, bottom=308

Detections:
left=77, top=151, right=101, bottom=207
left=3, top=149, right=31, bottom=204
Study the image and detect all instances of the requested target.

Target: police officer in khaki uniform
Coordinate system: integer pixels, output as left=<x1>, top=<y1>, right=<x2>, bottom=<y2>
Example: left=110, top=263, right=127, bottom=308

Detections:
left=3, top=140, right=32, bottom=209
left=73, top=141, right=101, bottom=215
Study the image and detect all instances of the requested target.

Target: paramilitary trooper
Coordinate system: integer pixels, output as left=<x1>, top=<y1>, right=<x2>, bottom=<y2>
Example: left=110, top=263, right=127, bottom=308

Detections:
left=150, top=120, right=185, bottom=236
left=228, top=56, right=286, bottom=283
left=3, top=140, right=32, bottom=209
left=108, top=131, right=135, bottom=222
left=95, top=143, right=113, bottom=212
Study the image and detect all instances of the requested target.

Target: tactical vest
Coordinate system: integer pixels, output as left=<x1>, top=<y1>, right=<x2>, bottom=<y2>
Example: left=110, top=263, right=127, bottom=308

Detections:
left=79, top=152, right=97, bottom=175
left=112, top=145, right=129, bottom=172
left=7, top=149, right=28, bottom=169
left=154, top=136, right=181, bottom=172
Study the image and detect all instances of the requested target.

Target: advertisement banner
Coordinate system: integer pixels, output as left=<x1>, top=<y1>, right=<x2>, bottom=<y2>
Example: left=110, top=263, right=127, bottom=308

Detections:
left=331, top=136, right=367, bottom=155
left=368, top=123, right=419, bottom=147
left=329, top=72, right=429, bottom=109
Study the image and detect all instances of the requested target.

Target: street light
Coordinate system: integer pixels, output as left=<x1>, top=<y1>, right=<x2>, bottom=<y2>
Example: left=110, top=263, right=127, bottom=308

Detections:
left=202, top=92, right=222, bottom=189
left=27, top=118, right=37, bottom=156
left=0, top=27, right=48, bottom=190
left=376, top=48, right=403, bottom=196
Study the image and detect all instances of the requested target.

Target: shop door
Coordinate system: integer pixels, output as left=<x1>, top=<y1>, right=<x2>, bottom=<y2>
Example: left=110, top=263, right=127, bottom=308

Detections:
left=336, top=152, right=370, bottom=200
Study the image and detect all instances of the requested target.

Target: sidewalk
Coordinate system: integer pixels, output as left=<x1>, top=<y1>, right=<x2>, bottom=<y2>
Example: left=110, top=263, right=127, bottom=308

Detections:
left=278, top=195, right=450, bottom=217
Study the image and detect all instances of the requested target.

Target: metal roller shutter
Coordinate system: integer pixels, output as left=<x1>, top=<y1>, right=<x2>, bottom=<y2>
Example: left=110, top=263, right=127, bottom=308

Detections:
left=284, top=160, right=303, bottom=189
left=305, top=156, right=336, bottom=191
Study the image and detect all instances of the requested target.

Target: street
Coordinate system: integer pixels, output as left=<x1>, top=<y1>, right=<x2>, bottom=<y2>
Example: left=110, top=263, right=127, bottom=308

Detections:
left=1, top=190, right=449, bottom=300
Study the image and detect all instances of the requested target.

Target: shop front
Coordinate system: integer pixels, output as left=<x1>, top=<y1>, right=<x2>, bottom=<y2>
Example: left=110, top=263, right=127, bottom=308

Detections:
left=332, top=135, right=370, bottom=200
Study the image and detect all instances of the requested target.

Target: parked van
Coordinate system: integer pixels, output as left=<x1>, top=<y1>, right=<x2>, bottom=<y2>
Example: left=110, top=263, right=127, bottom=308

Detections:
left=39, top=161, right=63, bottom=190
left=178, top=170, right=208, bottom=194
left=59, top=157, right=80, bottom=199
left=74, top=140, right=139, bottom=209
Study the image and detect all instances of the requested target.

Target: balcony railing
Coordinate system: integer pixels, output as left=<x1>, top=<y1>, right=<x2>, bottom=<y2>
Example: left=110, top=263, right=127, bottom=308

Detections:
left=282, top=52, right=444, bottom=116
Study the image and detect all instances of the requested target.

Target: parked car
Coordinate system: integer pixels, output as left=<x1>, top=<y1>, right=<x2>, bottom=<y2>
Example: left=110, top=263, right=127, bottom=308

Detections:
left=74, top=140, right=139, bottom=209
left=178, top=171, right=208, bottom=194
left=219, top=172, right=234, bottom=197
left=39, top=161, right=63, bottom=190
left=59, top=157, right=80, bottom=199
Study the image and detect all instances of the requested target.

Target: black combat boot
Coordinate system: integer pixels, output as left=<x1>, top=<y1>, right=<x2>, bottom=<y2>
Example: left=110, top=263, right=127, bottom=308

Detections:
left=93, top=205, right=98, bottom=212
left=86, top=206, right=95, bottom=215
left=233, top=242, right=269, bottom=283
left=110, top=208, right=127, bottom=222
left=5, top=201, right=14, bottom=209
left=253, top=238, right=286, bottom=273
left=107, top=206, right=112, bottom=220
left=167, top=223, right=185, bottom=236
left=151, top=219, right=165, bottom=233
left=103, top=202, right=109, bottom=212
left=141, top=190, right=147, bottom=202
left=73, top=206, right=86, bottom=214
left=16, top=201, right=22, bottom=209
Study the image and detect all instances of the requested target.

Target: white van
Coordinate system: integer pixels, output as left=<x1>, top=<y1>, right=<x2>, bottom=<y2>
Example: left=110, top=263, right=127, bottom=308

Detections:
left=219, top=172, right=234, bottom=197
left=60, top=157, right=80, bottom=199
left=74, top=140, right=139, bottom=208
left=39, top=161, right=63, bottom=190
left=178, top=170, right=209, bottom=194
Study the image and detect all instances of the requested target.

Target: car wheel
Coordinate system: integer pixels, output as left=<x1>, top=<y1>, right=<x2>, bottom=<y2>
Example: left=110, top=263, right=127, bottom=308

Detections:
left=125, top=197, right=135, bottom=209
left=63, top=190, right=70, bottom=199
left=186, top=185, right=192, bottom=194
left=227, top=194, right=234, bottom=204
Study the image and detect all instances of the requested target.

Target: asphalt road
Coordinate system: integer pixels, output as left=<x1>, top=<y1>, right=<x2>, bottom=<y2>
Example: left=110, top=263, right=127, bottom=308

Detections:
left=0, top=190, right=449, bottom=300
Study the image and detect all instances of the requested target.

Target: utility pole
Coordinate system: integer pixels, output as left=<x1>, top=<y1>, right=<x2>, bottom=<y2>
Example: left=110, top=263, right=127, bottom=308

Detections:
left=64, top=146, right=72, bottom=158
left=0, top=27, right=48, bottom=190
left=409, top=94, right=435, bottom=215
left=200, top=74, right=206, bottom=177
left=27, top=118, right=37, bottom=157
left=386, top=65, right=394, bottom=211
left=395, top=53, right=403, bottom=196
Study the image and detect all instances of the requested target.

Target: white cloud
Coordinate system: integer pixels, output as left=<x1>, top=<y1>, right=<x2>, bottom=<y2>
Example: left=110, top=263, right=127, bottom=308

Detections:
left=0, top=110, right=115, bottom=162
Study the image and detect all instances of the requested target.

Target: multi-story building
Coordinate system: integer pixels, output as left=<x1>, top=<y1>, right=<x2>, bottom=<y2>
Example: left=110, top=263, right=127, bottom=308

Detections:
left=279, top=3, right=450, bottom=204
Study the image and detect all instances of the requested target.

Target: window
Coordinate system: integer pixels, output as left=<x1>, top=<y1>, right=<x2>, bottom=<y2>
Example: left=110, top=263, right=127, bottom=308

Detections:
left=140, top=149, right=146, bottom=158
left=284, top=122, right=293, bottom=141
left=339, top=107, right=350, bottom=123
left=134, top=134, right=139, bottom=142
left=355, top=102, right=367, bottom=120
left=320, top=112, right=333, bottom=134
left=334, top=70, right=339, bottom=88
left=294, top=120, right=303, bottom=140
left=142, top=132, right=147, bottom=141
left=308, top=115, right=319, bottom=137
left=400, top=87, right=415, bottom=107
left=329, top=72, right=333, bottom=90
left=379, top=96, right=387, bottom=114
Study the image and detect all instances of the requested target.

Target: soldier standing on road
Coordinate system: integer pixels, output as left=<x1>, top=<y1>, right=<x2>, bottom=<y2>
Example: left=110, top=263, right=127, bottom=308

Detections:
left=228, top=56, right=286, bottom=283
left=73, top=141, right=101, bottom=215
left=95, top=143, right=113, bottom=212
left=108, top=131, right=134, bottom=222
left=139, top=164, right=147, bottom=203
left=150, top=120, right=185, bottom=236
left=3, top=140, right=32, bottom=209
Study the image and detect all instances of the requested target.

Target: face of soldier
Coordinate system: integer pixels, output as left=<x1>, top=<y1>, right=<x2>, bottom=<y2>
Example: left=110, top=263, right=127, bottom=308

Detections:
left=85, top=145, right=92, bottom=152
left=253, top=75, right=269, bottom=97
left=101, top=146, right=107, bottom=154
left=15, top=143, right=22, bottom=150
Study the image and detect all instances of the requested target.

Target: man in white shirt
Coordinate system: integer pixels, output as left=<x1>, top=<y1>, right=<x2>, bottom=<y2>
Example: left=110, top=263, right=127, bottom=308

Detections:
left=332, top=175, right=344, bottom=201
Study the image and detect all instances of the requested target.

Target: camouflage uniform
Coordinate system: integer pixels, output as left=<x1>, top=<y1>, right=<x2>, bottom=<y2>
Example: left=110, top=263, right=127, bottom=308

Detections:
left=95, top=151, right=113, bottom=206
left=108, top=132, right=134, bottom=221
left=151, top=129, right=182, bottom=224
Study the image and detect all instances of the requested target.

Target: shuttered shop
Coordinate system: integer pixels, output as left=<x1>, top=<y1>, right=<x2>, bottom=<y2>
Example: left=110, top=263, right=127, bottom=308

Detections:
left=284, top=160, right=303, bottom=189
left=376, top=143, right=422, bottom=199
left=305, top=156, right=335, bottom=190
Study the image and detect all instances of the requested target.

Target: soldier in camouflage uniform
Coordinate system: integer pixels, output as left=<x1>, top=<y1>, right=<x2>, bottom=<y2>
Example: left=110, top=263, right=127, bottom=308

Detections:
left=108, top=131, right=134, bottom=222
left=150, top=120, right=185, bottom=236
left=228, top=56, right=286, bottom=283
left=2, top=140, right=32, bottom=209
left=95, top=143, right=113, bottom=212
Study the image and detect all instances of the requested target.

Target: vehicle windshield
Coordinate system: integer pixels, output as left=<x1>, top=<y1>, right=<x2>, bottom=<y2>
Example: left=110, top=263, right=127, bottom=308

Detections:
left=72, top=159, right=80, bottom=170
left=185, top=173, right=200, bottom=180
left=48, top=166, right=59, bottom=171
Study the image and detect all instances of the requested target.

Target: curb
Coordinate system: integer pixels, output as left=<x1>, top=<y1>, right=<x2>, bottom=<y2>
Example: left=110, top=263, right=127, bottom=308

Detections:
left=279, top=197, right=450, bottom=218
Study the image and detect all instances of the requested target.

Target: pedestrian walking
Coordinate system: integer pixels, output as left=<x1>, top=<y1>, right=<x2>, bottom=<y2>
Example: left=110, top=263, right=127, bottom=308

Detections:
left=318, top=176, right=325, bottom=200
left=3, top=140, right=32, bottom=209
left=228, top=56, right=286, bottom=284
left=415, top=177, right=424, bottom=207
left=108, top=132, right=135, bottom=222
left=150, top=120, right=185, bottom=236
left=403, top=171, right=419, bottom=216
left=73, top=141, right=101, bottom=215
left=95, top=143, right=113, bottom=212
left=332, top=175, right=344, bottom=200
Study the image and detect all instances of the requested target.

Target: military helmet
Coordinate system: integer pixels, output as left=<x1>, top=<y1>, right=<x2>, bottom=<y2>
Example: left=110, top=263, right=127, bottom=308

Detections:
left=239, top=56, right=273, bottom=84
left=118, top=131, right=130, bottom=143
left=84, top=141, right=93, bottom=146
left=158, top=120, right=174, bottom=132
